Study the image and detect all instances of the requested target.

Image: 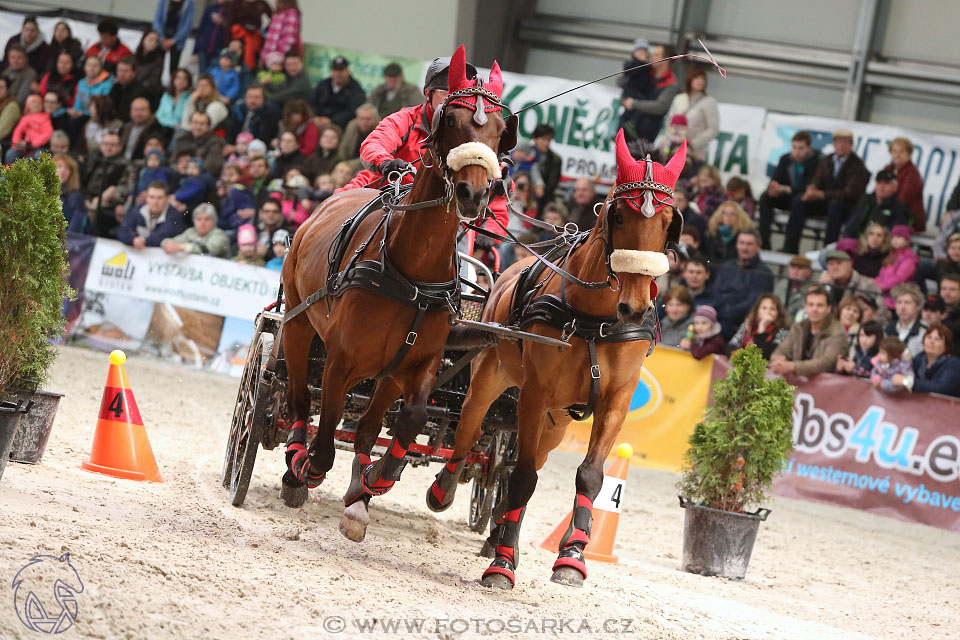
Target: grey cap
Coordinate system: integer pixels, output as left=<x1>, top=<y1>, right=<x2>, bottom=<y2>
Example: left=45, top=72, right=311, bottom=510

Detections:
left=632, top=38, right=650, bottom=52
left=271, top=229, right=290, bottom=244
left=824, top=249, right=851, bottom=262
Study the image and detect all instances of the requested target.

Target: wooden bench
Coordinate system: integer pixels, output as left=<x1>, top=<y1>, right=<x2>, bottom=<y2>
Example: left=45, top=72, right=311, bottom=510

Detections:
left=772, top=210, right=828, bottom=245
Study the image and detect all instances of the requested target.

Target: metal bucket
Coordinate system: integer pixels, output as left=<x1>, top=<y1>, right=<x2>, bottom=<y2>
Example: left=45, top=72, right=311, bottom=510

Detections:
left=9, top=389, right=64, bottom=464
left=679, top=496, right=770, bottom=580
left=0, top=400, right=28, bottom=482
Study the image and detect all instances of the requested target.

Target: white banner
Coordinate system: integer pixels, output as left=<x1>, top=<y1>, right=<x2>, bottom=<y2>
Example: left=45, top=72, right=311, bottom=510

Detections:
left=84, top=239, right=281, bottom=320
left=707, top=103, right=769, bottom=194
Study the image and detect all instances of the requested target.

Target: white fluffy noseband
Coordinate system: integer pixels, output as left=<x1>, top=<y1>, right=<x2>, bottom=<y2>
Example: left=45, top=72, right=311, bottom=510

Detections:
left=446, top=142, right=500, bottom=180
left=609, top=250, right=669, bottom=277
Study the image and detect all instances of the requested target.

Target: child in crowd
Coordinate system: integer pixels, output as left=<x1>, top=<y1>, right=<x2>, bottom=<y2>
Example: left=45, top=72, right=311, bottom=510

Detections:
left=875, top=225, right=919, bottom=310
left=265, top=229, right=289, bottom=271
left=226, top=131, right=255, bottom=170
left=257, top=52, right=285, bottom=86
left=170, top=151, right=193, bottom=191
left=315, top=173, right=334, bottom=193
left=659, top=113, right=687, bottom=160
left=209, top=49, right=241, bottom=104
left=171, top=157, right=214, bottom=211
left=837, top=295, right=863, bottom=349
left=691, top=164, right=725, bottom=220
left=837, top=320, right=884, bottom=378
left=218, top=164, right=256, bottom=231
left=6, top=94, right=52, bottom=162
left=870, top=336, right=913, bottom=390
left=680, top=305, right=726, bottom=360
left=233, top=224, right=265, bottom=266
left=725, top=176, right=756, bottom=219
left=658, top=285, right=695, bottom=348
left=268, top=170, right=312, bottom=228
left=134, top=149, right=174, bottom=202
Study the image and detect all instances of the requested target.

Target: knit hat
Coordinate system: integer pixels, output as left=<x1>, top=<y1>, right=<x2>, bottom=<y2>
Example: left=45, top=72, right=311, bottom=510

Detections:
left=237, top=223, right=257, bottom=246
left=835, top=238, right=859, bottom=254
left=146, top=148, right=165, bottom=160
left=285, top=174, right=309, bottom=189
left=875, top=168, right=897, bottom=182
left=247, top=139, right=267, bottom=157
left=669, top=114, right=688, bottom=127
left=693, top=305, right=718, bottom=325
left=271, top=229, right=290, bottom=245
left=631, top=38, right=650, bottom=53
left=220, top=48, right=239, bottom=65
left=264, top=51, right=284, bottom=68
left=236, top=132, right=254, bottom=145
left=891, top=224, right=913, bottom=240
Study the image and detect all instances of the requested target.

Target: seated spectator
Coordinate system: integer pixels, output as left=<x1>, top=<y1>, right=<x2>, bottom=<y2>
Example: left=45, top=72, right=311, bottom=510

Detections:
left=707, top=201, right=754, bottom=261
left=119, top=97, right=165, bottom=161
left=564, top=177, right=602, bottom=232
left=39, top=52, right=79, bottom=112
left=818, top=249, right=887, bottom=321
left=331, top=161, right=357, bottom=190
left=758, top=130, right=820, bottom=251
left=46, top=21, right=83, bottom=74
left=782, top=128, right=869, bottom=253
left=724, top=176, right=755, bottom=219
left=269, top=130, right=305, bottom=180
left=264, top=50, right=312, bottom=105
left=539, top=202, right=569, bottom=241
left=233, top=223, right=265, bottom=266
left=673, top=186, right=709, bottom=251
left=837, top=222, right=890, bottom=278
left=680, top=254, right=717, bottom=309
left=691, top=164, right=725, bottom=221
left=712, top=230, right=774, bottom=339
left=883, top=283, right=927, bottom=358
left=888, top=326, right=960, bottom=397
left=938, top=275, right=960, bottom=351
left=280, top=99, right=318, bottom=156
left=81, top=131, right=128, bottom=236
left=254, top=197, right=290, bottom=260
left=842, top=169, right=909, bottom=238
left=885, top=137, right=925, bottom=232
left=157, top=68, right=192, bottom=134
left=870, top=337, right=913, bottom=390
left=181, top=73, right=229, bottom=130
left=117, top=181, right=185, bottom=248
left=231, top=84, right=279, bottom=148
left=934, top=233, right=960, bottom=281
left=6, top=94, right=52, bottom=162
left=69, top=56, right=113, bottom=119
left=369, top=63, right=422, bottom=117
left=922, top=294, right=947, bottom=328
left=133, top=30, right=164, bottom=99
left=161, top=203, right=230, bottom=259
left=659, top=285, right=695, bottom=348
left=303, top=124, right=343, bottom=180
left=532, top=124, right=562, bottom=210
left=246, top=153, right=272, bottom=205
left=265, top=228, right=290, bottom=271
left=225, top=0, right=272, bottom=69
left=173, top=110, right=225, bottom=176
left=837, top=294, right=863, bottom=348
left=875, top=225, right=919, bottom=310
left=679, top=227, right=701, bottom=253
left=48, top=129, right=71, bottom=159
left=217, top=164, right=256, bottom=231
left=170, top=157, right=215, bottom=210
left=311, top=56, right=366, bottom=130
left=259, top=0, right=302, bottom=66
left=774, top=254, right=813, bottom=322
left=109, top=57, right=147, bottom=122
left=934, top=210, right=960, bottom=260
left=82, top=96, right=122, bottom=155
left=680, top=305, right=726, bottom=360
left=43, top=91, right=67, bottom=133
left=836, top=319, right=883, bottom=378
left=3, top=16, right=49, bottom=75
left=85, top=20, right=132, bottom=74
left=727, top=293, right=789, bottom=360
left=658, top=113, right=687, bottom=162
left=770, top=285, right=848, bottom=376
left=257, top=52, right=285, bottom=86
left=269, top=170, right=311, bottom=228
left=56, top=153, right=88, bottom=233
left=339, top=103, right=379, bottom=164
left=3, top=44, right=37, bottom=107
left=133, top=148, right=174, bottom=203
left=193, top=0, right=228, bottom=74
left=209, top=49, right=241, bottom=105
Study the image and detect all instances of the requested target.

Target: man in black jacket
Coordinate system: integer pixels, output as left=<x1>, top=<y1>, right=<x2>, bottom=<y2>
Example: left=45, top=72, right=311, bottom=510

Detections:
left=109, top=57, right=146, bottom=121
left=758, top=130, right=819, bottom=249
left=230, top=84, right=279, bottom=146
left=842, top=169, right=910, bottom=238
left=81, top=131, right=129, bottom=238
left=119, top=97, right=166, bottom=161
left=533, top=124, right=562, bottom=213
left=311, top=56, right=367, bottom=130
left=711, top=230, right=775, bottom=339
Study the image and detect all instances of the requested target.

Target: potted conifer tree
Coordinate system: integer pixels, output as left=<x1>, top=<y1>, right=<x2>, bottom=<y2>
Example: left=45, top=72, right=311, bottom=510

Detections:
left=0, top=155, right=73, bottom=479
left=677, top=343, right=795, bottom=580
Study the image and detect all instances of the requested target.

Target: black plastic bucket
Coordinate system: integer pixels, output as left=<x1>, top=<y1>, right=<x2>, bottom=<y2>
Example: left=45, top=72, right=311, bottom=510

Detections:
left=0, top=400, right=28, bottom=483
left=679, top=496, right=770, bottom=580
left=9, top=390, right=63, bottom=464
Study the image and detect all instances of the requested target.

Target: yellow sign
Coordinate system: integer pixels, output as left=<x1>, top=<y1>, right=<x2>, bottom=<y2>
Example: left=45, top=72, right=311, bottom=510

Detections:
left=558, top=347, right=714, bottom=472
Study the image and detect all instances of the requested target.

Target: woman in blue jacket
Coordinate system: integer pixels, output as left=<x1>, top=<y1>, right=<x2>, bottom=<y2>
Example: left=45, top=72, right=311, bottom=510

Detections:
left=890, top=325, right=960, bottom=398
left=153, top=0, right=195, bottom=77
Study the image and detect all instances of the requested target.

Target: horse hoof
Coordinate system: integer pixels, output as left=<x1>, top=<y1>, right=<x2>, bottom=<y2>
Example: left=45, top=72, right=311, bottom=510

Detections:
left=425, top=484, right=454, bottom=513
left=481, top=573, right=514, bottom=590
left=479, top=540, right=496, bottom=558
left=550, top=566, right=585, bottom=588
left=280, top=481, right=308, bottom=508
left=339, top=500, right=369, bottom=543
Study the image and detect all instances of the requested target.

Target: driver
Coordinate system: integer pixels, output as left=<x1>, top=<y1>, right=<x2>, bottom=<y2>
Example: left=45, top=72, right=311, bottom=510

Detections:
left=336, top=55, right=509, bottom=233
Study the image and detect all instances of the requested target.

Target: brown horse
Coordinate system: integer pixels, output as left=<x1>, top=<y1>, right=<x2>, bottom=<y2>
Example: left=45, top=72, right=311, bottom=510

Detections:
left=426, top=131, right=686, bottom=588
left=279, top=45, right=517, bottom=542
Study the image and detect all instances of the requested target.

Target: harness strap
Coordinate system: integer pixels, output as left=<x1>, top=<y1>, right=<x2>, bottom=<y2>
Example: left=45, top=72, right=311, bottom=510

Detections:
left=375, top=303, right=429, bottom=379
left=566, top=338, right=600, bottom=421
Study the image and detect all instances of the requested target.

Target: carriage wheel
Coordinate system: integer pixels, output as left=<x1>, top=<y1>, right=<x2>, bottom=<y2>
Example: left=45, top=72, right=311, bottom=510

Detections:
left=221, top=329, right=263, bottom=488
left=222, top=333, right=274, bottom=506
left=467, top=430, right=507, bottom=532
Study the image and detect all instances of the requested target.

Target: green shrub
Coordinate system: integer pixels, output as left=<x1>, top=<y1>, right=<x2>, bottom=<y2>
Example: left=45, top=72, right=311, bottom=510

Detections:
left=0, top=154, right=74, bottom=393
left=678, top=343, right=795, bottom=512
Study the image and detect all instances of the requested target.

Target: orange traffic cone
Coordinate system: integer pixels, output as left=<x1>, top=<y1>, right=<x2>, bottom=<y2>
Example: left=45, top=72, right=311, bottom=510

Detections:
left=541, top=443, right=632, bottom=563
left=80, top=350, right=163, bottom=482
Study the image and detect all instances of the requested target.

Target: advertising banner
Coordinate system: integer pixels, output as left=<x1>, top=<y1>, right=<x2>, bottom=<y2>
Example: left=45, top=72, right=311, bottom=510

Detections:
left=558, top=347, right=714, bottom=471
left=83, top=238, right=280, bottom=320
left=303, top=44, right=425, bottom=95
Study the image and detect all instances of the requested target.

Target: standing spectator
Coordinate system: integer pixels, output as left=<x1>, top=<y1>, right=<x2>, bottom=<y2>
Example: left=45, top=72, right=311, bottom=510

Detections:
left=82, top=95, right=122, bottom=155
left=0, top=76, right=21, bottom=144
left=621, top=44, right=677, bottom=143
left=264, top=50, right=312, bottom=104
left=45, top=22, right=83, bottom=73
left=69, top=56, right=113, bottom=118
left=770, top=285, right=848, bottom=376
left=39, top=52, right=79, bottom=110
left=564, top=177, right=602, bottom=232
left=617, top=39, right=653, bottom=138
left=818, top=249, right=887, bottom=319
left=311, top=56, right=367, bottom=130
left=3, top=45, right=38, bottom=107
left=117, top=181, right=185, bottom=249
left=658, top=285, right=695, bottom=348
left=842, top=169, right=909, bottom=238
left=209, top=49, right=241, bottom=104
left=532, top=124, right=562, bottom=212
left=3, top=16, right=48, bottom=74
left=5, top=94, right=51, bottom=162
left=680, top=255, right=717, bottom=309
left=369, top=63, right=422, bottom=117
left=268, top=130, right=305, bottom=180
left=56, top=154, right=88, bottom=233
left=680, top=305, right=726, bottom=360
left=692, top=164, right=725, bottom=220
left=664, top=66, right=718, bottom=163
left=109, top=57, right=146, bottom=121
left=875, top=225, right=919, bottom=310
left=133, top=31, right=166, bottom=100
left=153, top=0, right=195, bottom=78
left=81, top=131, right=129, bottom=236
left=162, top=202, right=230, bottom=258
left=85, top=20, right=132, bottom=74
left=226, top=0, right=272, bottom=70
left=836, top=320, right=883, bottom=378
left=259, top=0, right=302, bottom=66
left=173, top=110, right=226, bottom=176
left=303, top=124, right=343, bottom=179
left=774, top=254, right=813, bottom=322
left=884, top=137, right=925, bottom=232
left=783, top=128, right=869, bottom=252
left=231, top=84, right=278, bottom=145
left=706, top=201, right=754, bottom=261
left=838, top=222, right=890, bottom=278
left=194, top=0, right=228, bottom=74
left=724, top=176, right=755, bottom=219
left=338, top=103, right=379, bottom=163
left=712, top=230, right=775, bottom=339
left=181, top=73, right=229, bottom=130
left=888, top=326, right=960, bottom=397
left=233, top=223, right=265, bottom=265
left=758, top=130, right=819, bottom=249
left=120, top=97, right=165, bottom=161
left=883, top=283, right=927, bottom=358
left=157, top=68, right=192, bottom=133
left=727, top=294, right=790, bottom=360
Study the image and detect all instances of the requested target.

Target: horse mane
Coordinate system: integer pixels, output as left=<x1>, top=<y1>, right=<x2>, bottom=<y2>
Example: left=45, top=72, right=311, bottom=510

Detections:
left=625, top=139, right=665, bottom=164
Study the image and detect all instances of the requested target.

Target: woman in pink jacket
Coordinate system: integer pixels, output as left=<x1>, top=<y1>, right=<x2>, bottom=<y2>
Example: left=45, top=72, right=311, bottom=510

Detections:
left=6, top=94, right=52, bottom=162
left=874, top=224, right=919, bottom=310
left=259, top=0, right=302, bottom=66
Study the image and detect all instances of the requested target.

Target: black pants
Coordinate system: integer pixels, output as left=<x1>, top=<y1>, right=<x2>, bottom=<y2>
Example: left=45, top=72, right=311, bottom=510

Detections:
left=758, top=191, right=795, bottom=250
left=165, top=47, right=182, bottom=77
left=783, top=196, right=852, bottom=253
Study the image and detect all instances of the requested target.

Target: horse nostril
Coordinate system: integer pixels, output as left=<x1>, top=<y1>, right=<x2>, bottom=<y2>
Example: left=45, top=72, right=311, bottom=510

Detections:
left=455, top=182, right=474, bottom=203
left=475, top=186, right=490, bottom=206
left=617, top=302, right=633, bottom=318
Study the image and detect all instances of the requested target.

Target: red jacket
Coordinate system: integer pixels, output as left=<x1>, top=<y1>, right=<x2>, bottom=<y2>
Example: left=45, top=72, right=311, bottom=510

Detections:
left=85, top=42, right=133, bottom=72
left=885, top=162, right=925, bottom=232
left=337, top=103, right=508, bottom=233
left=12, top=112, right=52, bottom=148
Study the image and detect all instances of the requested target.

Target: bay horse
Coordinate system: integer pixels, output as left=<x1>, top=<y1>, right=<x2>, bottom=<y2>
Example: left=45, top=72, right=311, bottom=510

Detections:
left=279, top=45, right=518, bottom=543
left=426, top=131, right=686, bottom=589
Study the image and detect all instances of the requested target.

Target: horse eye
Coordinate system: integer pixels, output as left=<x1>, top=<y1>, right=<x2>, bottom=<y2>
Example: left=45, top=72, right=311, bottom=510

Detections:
left=445, top=115, right=456, bottom=127
left=613, top=213, right=625, bottom=225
